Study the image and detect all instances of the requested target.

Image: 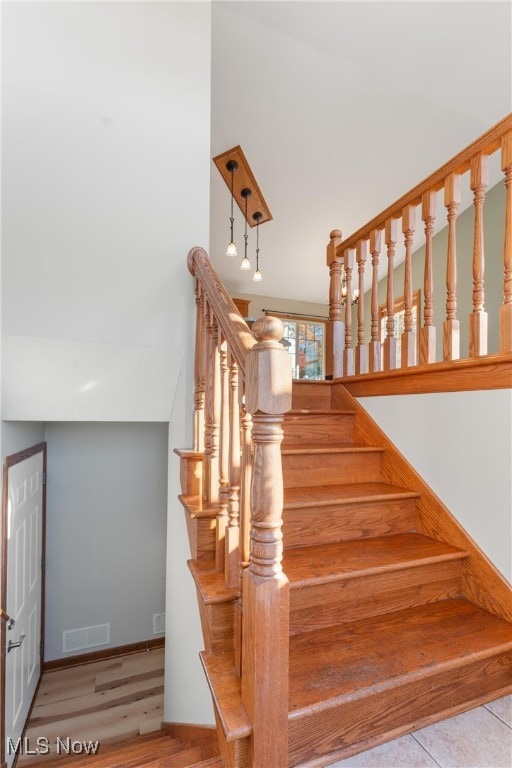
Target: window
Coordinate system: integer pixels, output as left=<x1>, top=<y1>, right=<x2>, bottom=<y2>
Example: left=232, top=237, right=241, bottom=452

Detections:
left=276, top=316, right=326, bottom=380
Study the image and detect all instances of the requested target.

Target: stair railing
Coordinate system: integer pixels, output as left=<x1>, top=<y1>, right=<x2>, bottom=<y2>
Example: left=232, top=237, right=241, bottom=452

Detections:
left=187, top=246, right=292, bottom=767
left=326, top=113, right=512, bottom=378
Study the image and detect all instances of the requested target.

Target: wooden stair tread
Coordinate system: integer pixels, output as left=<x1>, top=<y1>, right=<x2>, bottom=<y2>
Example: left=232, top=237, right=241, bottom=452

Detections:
left=284, top=532, right=468, bottom=587
left=200, top=652, right=251, bottom=741
left=282, top=443, right=384, bottom=455
left=26, top=734, right=179, bottom=767
left=288, top=599, right=512, bottom=717
left=179, top=495, right=219, bottom=519
left=188, top=560, right=239, bottom=604
left=284, top=481, right=420, bottom=509
left=286, top=409, right=355, bottom=416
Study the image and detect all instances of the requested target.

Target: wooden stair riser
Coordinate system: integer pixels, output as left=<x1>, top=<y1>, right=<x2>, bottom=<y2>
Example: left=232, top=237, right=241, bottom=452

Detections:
left=194, top=517, right=217, bottom=568
left=282, top=450, right=382, bottom=488
left=291, top=383, right=332, bottom=411
left=289, top=560, right=464, bottom=635
left=197, top=594, right=236, bottom=653
left=283, top=497, right=417, bottom=548
left=283, top=413, right=354, bottom=445
left=288, top=649, right=512, bottom=767
left=214, top=710, right=248, bottom=768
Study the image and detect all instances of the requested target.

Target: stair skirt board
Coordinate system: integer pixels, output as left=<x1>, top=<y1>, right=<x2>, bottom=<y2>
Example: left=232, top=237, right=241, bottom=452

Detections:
left=177, top=380, right=512, bottom=768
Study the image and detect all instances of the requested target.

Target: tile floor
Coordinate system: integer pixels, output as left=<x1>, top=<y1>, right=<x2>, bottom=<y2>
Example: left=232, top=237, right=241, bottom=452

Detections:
left=332, top=695, right=512, bottom=768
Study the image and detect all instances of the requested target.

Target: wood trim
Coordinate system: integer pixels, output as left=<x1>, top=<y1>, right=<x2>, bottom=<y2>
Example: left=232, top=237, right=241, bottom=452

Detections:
left=213, top=145, right=272, bottom=226
left=1, top=442, right=47, bottom=767
left=43, top=637, right=165, bottom=672
left=339, top=353, right=512, bottom=396
left=4, top=442, right=46, bottom=469
left=232, top=298, right=251, bottom=318
left=337, top=113, right=512, bottom=253
left=269, top=311, right=328, bottom=324
left=331, top=384, right=512, bottom=623
left=188, top=247, right=256, bottom=372
left=163, top=722, right=217, bottom=741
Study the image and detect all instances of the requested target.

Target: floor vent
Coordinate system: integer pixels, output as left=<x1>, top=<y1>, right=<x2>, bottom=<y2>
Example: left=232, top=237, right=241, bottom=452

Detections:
left=153, top=613, right=165, bottom=635
left=62, top=623, right=110, bottom=653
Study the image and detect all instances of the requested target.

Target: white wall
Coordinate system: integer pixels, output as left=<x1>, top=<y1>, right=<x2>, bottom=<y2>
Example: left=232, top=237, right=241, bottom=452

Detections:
left=359, top=390, right=512, bottom=582
left=1, top=0, right=213, bottom=723
left=1, top=0, right=209, bottom=421
left=43, top=422, right=168, bottom=661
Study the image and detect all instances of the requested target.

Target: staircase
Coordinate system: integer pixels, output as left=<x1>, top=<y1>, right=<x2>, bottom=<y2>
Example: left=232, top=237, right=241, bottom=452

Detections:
left=180, top=378, right=512, bottom=767
left=21, top=731, right=223, bottom=768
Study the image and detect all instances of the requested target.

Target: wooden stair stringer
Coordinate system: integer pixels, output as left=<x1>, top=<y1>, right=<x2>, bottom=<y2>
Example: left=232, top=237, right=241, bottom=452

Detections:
left=331, top=382, right=512, bottom=622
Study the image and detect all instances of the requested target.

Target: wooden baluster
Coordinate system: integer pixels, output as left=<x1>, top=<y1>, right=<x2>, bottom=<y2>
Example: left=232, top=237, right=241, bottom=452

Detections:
left=193, top=284, right=206, bottom=452
left=421, top=190, right=437, bottom=364
left=355, top=240, right=368, bottom=374
left=443, top=173, right=461, bottom=361
left=225, top=355, right=241, bottom=588
left=383, top=218, right=398, bottom=370
left=369, top=228, right=382, bottom=372
left=235, top=396, right=252, bottom=676
left=401, top=205, right=417, bottom=367
left=501, top=131, right=512, bottom=352
left=202, top=301, right=213, bottom=502
left=242, top=316, right=291, bottom=768
left=469, top=153, right=489, bottom=357
left=343, top=249, right=355, bottom=376
left=209, top=316, right=221, bottom=506
left=216, top=336, right=230, bottom=571
left=326, top=229, right=345, bottom=378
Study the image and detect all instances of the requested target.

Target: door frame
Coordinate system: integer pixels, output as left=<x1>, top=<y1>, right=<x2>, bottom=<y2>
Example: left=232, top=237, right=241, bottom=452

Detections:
left=1, top=442, right=47, bottom=768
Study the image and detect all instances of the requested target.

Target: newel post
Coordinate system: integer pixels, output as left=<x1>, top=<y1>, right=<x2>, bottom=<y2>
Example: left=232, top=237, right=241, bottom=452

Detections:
left=242, top=316, right=292, bottom=768
left=326, top=229, right=344, bottom=378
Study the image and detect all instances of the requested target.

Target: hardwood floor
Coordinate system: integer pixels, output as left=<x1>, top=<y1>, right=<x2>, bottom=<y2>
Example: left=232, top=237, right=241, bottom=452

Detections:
left=18, top=649, right=165, bottom=766
left=14, top=649, right=222, bottom=767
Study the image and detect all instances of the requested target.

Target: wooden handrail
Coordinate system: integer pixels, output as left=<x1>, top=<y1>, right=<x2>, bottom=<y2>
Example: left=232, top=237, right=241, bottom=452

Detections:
left=188, top=246, right=255, bottom=372
left=327, top=113, right=512, bottom=379
left=186, top=246, right=292, bottom=766
left=337, top=113, right=512, bottom=254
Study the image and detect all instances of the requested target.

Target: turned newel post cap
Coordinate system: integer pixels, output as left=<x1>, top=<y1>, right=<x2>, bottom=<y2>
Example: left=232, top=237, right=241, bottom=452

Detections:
left=327, top=229, right=343, bottom=266
left=252, top=316, right=284, bottom=345
left=246, top=316, right=292, bottom=416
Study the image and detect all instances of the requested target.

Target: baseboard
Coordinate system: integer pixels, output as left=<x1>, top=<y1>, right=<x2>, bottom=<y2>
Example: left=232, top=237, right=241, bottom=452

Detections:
left=163, top=722, right=217, bottom=745
left=43, top=637, right=165, bottom=671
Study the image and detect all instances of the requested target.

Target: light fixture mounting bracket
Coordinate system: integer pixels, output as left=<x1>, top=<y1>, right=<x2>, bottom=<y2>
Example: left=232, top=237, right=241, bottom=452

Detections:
left=213, top=145, right=272, bottom=227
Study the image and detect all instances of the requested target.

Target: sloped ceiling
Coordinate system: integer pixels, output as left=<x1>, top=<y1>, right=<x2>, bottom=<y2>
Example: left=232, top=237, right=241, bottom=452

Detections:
left=210, top=0, right=512, bottom=306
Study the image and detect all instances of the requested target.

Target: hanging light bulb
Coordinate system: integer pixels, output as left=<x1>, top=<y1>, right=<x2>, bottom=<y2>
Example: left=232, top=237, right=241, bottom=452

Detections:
left=252, top=211, right=263, bottom=281
left=226, top=160, right=238, bottom=257
left=240, top=188, right=251, bottom=270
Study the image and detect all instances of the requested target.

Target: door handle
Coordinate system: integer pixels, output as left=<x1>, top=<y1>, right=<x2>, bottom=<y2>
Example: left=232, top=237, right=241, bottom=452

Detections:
left=8, top=634, right=25, bottom=653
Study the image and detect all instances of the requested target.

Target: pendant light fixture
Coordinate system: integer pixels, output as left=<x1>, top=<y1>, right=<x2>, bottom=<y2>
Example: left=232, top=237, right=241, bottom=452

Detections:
left=240, top=188, right=251, bottom=270
left=225, top=160, right=238, bottom=257
left=252, top=212, right=263, bottom=281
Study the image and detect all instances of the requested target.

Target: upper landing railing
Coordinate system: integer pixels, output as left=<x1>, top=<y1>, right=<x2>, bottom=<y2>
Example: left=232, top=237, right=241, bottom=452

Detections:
left=326, top=114, right=512, bottom=381
left=187, top=247, right=291, bottom=767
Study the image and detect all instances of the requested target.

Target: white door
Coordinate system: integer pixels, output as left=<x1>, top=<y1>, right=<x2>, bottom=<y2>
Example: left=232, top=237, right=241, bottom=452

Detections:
left=4, top=451, right=44, bottom=768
